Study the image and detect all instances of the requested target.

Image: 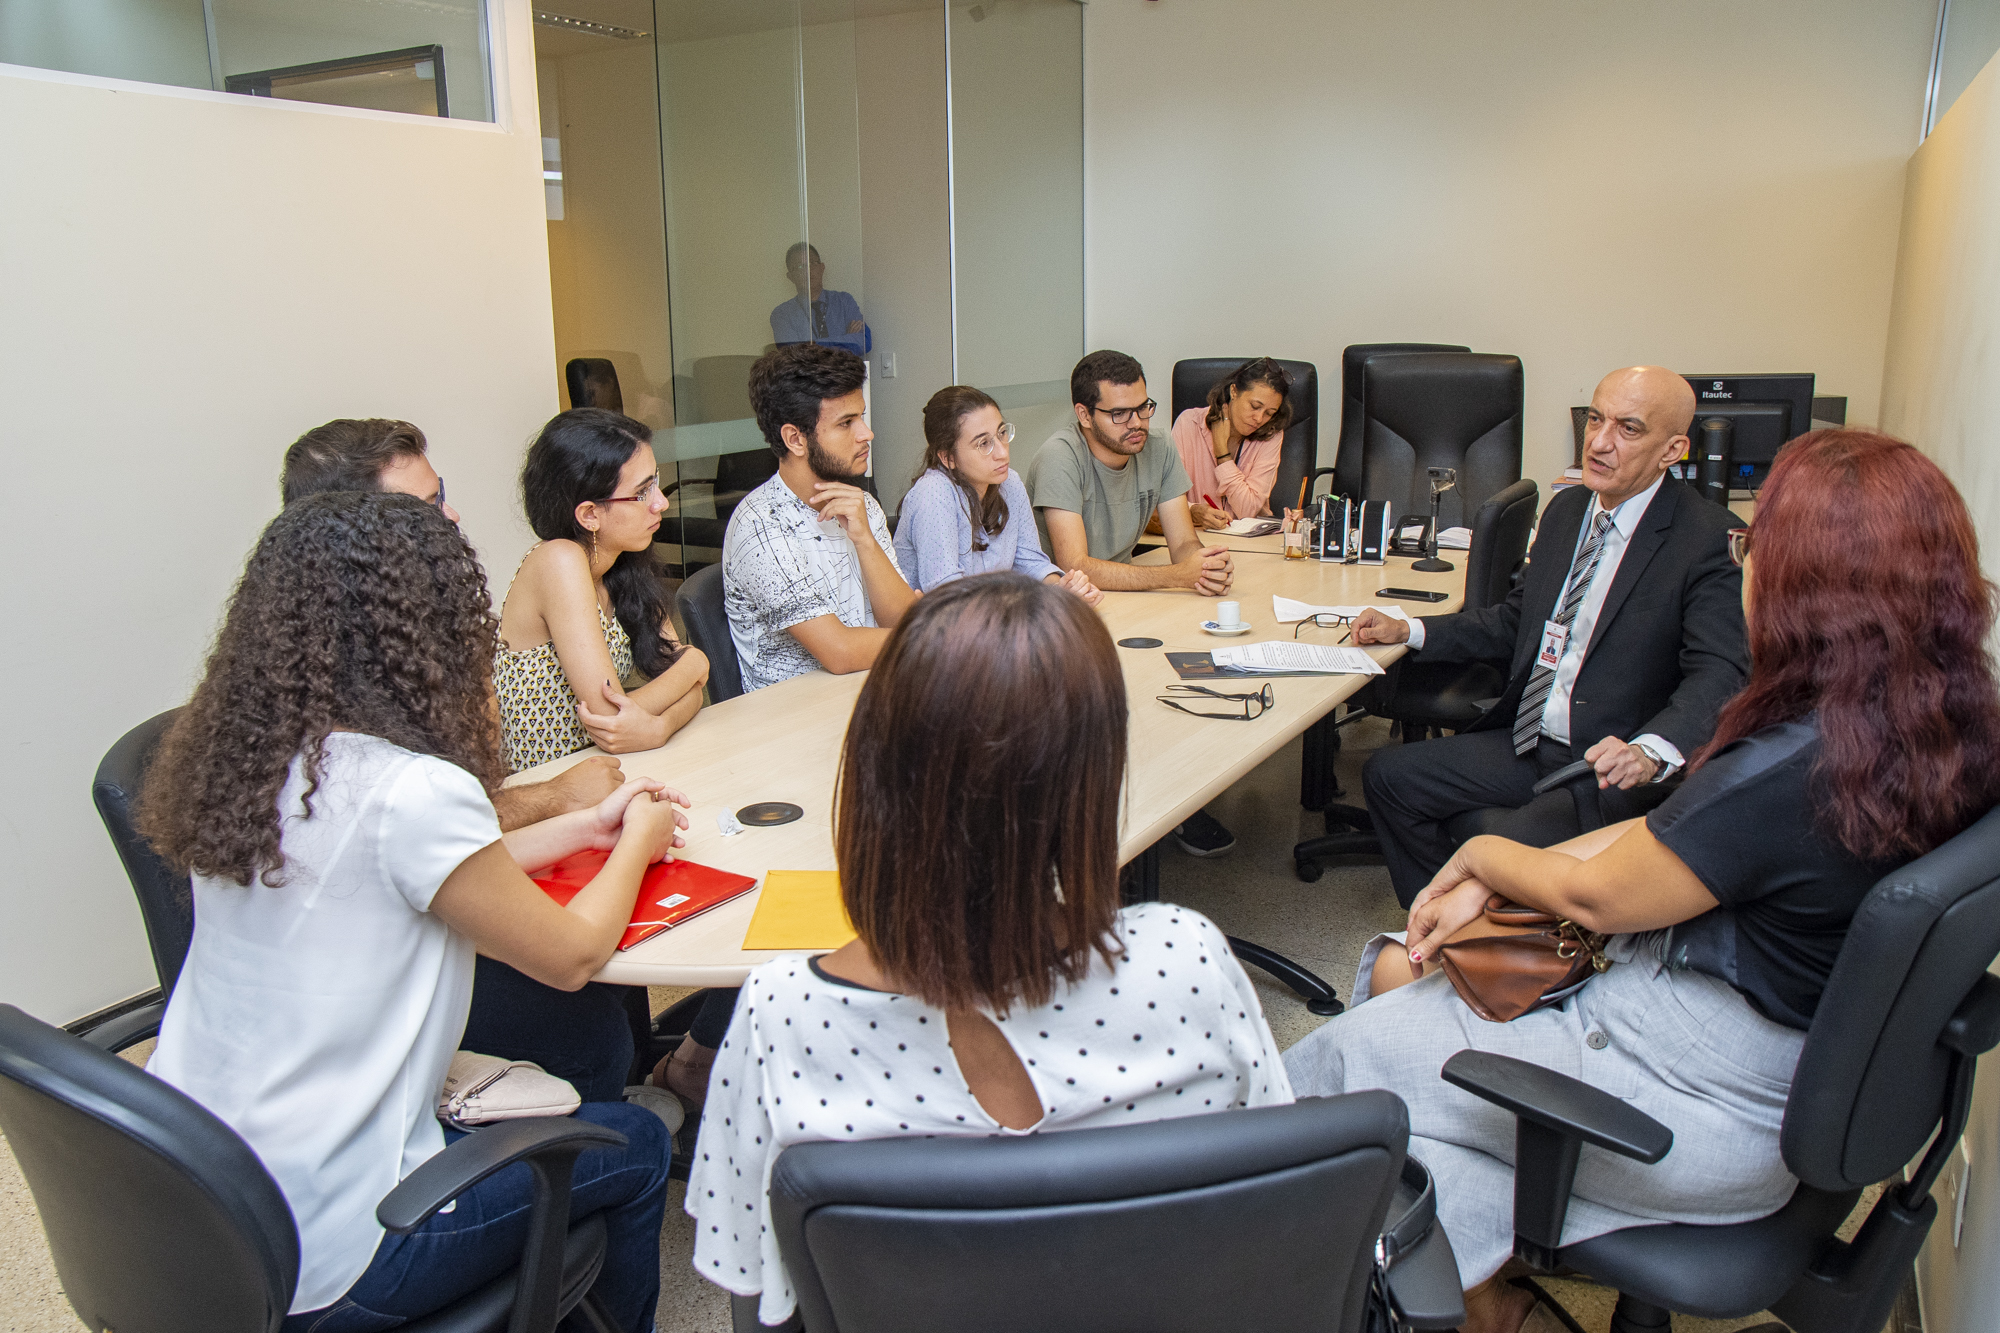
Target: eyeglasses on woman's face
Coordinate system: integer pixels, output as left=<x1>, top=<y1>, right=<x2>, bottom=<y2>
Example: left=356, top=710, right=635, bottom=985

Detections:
left=1293, top=613, right=1353, bottom=641
left=599, top=471, right=664, bottom=506
left=1157, top=682, right=1274, bottom=721
left=431, top=477, right=447, bottom=512
left=964, top=421, right=1016, bottom=457
left=1727, top=526, right=1752, bottom=567
left=1091, top=399, right=1158, bottom=427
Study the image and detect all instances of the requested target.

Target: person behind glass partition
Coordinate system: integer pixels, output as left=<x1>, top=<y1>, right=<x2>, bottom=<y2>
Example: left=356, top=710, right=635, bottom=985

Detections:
left=892, top=384, right=1101, bottom=603
left=770, top=242, right=868, bottom=356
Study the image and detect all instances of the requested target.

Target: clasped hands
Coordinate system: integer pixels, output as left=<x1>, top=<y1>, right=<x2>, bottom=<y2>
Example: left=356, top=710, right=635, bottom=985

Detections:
left=583, top=775, right=691, bottom=863
left=1177, top=544, right=1234, bottom=596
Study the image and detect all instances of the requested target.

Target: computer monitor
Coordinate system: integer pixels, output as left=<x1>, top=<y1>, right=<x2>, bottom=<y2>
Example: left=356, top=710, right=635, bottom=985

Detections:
left=1677, top=373, right=1815, bottom=492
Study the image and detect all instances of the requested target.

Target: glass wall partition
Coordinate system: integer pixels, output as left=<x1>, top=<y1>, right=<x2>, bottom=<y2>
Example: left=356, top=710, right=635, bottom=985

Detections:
left=947, top=0, right=1085, bottom=458
left=1929, top=0, right=2000, bottom=135
left=535, top=0, right=1080, bottom=574
left=1, top=0, right=493, bottom=121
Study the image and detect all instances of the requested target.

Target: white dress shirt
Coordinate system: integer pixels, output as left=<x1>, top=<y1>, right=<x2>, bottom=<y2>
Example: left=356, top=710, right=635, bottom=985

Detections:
left=1408, top=474, right=1682, bottom=776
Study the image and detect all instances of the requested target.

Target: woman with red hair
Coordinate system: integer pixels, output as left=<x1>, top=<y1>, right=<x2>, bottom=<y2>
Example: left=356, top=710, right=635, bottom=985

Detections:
left=1286, top=430, right=2000, bottom=1333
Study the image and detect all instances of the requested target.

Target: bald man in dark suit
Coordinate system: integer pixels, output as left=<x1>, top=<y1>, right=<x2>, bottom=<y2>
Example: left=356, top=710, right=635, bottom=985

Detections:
left=1350, top=366, right=1750, bottom=906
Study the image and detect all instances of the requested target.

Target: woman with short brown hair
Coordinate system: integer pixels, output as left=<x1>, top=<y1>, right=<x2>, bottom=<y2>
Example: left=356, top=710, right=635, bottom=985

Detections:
left=687, top=572, right=1291, bottom=1326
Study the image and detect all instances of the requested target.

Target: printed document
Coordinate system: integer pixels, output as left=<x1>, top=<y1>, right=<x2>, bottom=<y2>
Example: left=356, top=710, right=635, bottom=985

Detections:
left=1211, top=641, right=1385, bottom=676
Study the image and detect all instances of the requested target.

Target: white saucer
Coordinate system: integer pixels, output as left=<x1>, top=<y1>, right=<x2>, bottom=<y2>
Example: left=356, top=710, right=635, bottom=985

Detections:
left=1202, top=621, right=1252, bottom=636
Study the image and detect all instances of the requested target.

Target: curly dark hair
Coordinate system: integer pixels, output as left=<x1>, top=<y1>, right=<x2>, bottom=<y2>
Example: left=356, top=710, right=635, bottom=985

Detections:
left=138, top=491, right=506, bottom=888
left=748, top=343, right=869, bottom=457
left=1204, top=357, right=1294, bottom=442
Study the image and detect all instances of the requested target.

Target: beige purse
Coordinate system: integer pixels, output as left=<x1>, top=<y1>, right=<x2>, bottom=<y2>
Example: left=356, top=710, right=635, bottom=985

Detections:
left=437, top=1050, right=581, bottom=1129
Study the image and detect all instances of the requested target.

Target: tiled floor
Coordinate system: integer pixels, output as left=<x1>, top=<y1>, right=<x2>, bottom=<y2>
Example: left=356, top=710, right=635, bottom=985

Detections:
left=0, top=716, right=1846, bottom=1331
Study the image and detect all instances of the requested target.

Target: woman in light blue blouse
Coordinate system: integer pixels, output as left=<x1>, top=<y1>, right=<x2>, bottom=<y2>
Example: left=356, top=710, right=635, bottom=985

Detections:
left=893, top=385, right=1103, bottom=602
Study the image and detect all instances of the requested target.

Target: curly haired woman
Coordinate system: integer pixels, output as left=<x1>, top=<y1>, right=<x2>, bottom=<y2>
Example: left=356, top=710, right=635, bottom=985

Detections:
left=141, top=492, right=684, bottom=1333
left=1285, top=430, right=2000, bottom=1333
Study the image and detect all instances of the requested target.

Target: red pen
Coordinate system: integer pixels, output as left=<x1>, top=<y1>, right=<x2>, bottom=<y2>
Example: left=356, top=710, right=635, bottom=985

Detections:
left=1203, top=493, right=1222, bottom=512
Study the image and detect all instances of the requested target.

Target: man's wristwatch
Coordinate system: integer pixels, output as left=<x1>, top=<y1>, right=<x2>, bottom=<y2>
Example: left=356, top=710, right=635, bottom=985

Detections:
left=1631, top=741, right=1672, bottom=783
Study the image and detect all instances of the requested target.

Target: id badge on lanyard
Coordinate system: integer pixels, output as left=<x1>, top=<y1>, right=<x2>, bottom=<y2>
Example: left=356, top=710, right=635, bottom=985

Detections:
left=1536, top=621, right=1570, bottom=671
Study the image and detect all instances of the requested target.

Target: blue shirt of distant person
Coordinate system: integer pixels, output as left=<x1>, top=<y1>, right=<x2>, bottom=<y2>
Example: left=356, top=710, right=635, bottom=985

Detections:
left=770, top=242, right=869, bottom=356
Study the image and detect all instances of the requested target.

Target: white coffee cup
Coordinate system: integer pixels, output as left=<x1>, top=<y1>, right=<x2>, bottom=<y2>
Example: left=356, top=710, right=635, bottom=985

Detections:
left=1217, top=600, right=1242, bottom=628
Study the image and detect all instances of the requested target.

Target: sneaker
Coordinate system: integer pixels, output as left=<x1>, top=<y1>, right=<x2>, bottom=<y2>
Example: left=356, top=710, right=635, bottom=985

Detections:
left=1174, top=808, right=1237, bottom=858
left=622, top=1082, right=686, bottom=1137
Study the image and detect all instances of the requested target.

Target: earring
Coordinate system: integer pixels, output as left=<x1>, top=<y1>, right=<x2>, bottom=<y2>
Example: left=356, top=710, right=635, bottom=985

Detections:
left=586, top=528, right=598, bottom=562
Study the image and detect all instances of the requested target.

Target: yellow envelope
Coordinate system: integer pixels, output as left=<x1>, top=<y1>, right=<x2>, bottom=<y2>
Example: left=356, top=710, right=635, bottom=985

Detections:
left=742, top=870, right=857, bottom=951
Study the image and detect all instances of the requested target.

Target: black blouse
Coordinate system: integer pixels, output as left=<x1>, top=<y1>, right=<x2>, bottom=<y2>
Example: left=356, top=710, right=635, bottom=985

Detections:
left=1647, top=718, right=1894, bottom=1030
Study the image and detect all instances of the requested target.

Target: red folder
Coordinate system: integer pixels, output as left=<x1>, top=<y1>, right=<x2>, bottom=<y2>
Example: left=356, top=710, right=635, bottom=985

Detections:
left=533, top=850, right=758, bottom=951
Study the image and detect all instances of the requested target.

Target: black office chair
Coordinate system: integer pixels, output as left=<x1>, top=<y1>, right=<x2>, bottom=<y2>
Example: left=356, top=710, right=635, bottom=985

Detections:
left=674, top=562, right=745, bottom=703
left=1442, top=804, right=2000, bottom=1333
left=88, top=708, right=192, bottom=1052
left=1293, top=478, right=1548, bottom=882
left=1377, top=477, right=1539, bottom=740
left=0, top=1003, right=626, bottom=1333
left=661, top=448, right=780, bottom=565
left=1168, top=358, right=1320, bottom=517
left=1355, top=353, right=1524, bottom=528
left=1333, top=343, right=1470, bottom=502
left=759, top=1093, right=1464, bottom=1333
left=564, top=357, right=625, bottom=413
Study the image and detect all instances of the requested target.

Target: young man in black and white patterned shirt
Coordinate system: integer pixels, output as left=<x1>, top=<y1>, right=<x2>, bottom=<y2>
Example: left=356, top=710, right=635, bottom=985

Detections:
left=722, top=344, right=918, bottom=692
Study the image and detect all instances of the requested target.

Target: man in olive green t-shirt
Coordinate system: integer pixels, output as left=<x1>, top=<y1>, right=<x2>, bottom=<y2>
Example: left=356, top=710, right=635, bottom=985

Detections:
left=1028, top=350, right=1239, bottom=857
left=1027, top=350, right=1234, bottom=595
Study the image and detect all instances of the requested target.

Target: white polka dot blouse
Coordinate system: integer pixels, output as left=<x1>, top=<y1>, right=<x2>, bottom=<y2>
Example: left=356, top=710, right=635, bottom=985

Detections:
left=686, top=902, right=1294, bottom=1324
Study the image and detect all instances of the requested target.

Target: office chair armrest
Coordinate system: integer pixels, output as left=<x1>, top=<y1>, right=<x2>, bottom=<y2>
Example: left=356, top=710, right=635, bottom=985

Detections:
left=1443, top=1050, right=1670, bottom=1161
left=78, top=1000, right=165, bottom=1054
left=1385, top=1214, right=1468, bottom=1330
left=1442, top=1050, right=1671, bottom=1267
left=1305, top=466, right=1340, bottom=503
left=377, top=1117, right=627, bottom=1233
left=1528, top=758, right=1596, bottom=798
left=1943, top=973, right=2000, bottom=1057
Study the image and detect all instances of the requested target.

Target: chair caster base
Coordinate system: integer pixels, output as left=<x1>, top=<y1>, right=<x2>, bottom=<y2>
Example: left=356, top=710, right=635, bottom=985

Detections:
left=1295, top=859, right=1324, bottom=883
left=1306, top=995, right=1346, bottom=1016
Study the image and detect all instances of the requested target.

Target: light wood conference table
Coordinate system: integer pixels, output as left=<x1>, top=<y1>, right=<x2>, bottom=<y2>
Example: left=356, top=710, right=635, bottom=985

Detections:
left=509, top=533, right=1466, bottom=989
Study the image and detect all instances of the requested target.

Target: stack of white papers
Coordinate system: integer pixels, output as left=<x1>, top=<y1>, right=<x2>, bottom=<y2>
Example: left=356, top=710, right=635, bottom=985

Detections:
left=1437, top=526, right=1472, bottom=550
left=1210, top=641, right=1386, bottom=676
left=1271, top=596, right=1412, bottom=624
left=1213, top=517, right=1283, bottom=536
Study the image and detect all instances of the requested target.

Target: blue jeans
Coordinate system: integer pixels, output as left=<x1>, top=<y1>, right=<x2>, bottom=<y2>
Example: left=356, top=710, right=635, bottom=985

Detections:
left=282, top=1102, right=670, bottom=1333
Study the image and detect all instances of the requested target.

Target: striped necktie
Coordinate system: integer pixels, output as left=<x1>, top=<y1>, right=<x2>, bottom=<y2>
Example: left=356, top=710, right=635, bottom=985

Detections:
left=1513, top=509, right=1615, bottom=755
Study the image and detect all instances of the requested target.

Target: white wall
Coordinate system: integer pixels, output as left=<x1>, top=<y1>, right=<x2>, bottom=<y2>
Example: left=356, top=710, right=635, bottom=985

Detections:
left=1878, top=44, right=2000, bottom=1333
left=1082, top=0, right=1938, bottom=484
left=0, top=0, right=556, bottom=1023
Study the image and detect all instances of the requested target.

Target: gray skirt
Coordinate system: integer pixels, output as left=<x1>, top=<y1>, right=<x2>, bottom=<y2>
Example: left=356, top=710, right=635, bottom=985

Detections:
left=1282, top=934, right=1806, bottom=1286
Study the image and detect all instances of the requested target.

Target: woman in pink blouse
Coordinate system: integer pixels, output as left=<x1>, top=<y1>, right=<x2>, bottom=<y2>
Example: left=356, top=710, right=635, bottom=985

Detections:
left=1169, top=357, right=1294, bottom=528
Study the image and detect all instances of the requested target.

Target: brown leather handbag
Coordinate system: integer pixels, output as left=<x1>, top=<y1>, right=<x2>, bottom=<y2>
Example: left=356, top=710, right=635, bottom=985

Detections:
left=1435, top=896, right=1611, bottom=1023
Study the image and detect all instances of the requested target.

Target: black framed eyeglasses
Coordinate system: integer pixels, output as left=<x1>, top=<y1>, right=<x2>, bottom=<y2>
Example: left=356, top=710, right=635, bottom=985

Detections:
left=1157, top=682, right=1273, bottom=721
left=600, top=471, right=664, bottom=505
left=1293, top=613, right=1353, bottom=641
left=1091, top=399, right=1158, bottom=427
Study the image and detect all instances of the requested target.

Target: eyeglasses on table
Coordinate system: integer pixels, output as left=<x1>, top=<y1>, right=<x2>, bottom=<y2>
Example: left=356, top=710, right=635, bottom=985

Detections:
left=1156, top=682, right=1274, bottom=721
left=1292, top=613, right=1353, bottom=641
